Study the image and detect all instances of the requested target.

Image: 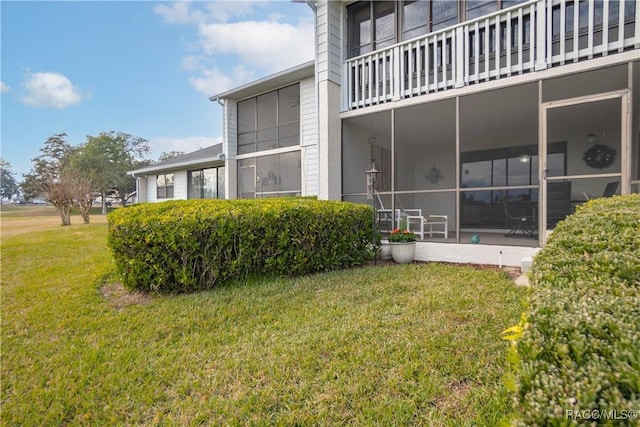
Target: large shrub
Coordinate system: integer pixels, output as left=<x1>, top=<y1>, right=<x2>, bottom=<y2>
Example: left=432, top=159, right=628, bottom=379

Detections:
left=108, top=198, right=373, bottom=293
left=512, top=194, right=640, bottom=425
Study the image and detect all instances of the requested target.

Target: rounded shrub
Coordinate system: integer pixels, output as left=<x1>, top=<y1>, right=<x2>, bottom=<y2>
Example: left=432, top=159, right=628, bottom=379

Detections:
left=511, top=194, right=640, bottom=425
left=107, top=198, right=373, bottom=293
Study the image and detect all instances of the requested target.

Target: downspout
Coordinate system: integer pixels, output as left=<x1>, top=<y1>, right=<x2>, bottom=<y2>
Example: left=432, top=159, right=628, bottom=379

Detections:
left=214, top=97, right=230, bottom=199
left=216, top=98, right=225, bottom=159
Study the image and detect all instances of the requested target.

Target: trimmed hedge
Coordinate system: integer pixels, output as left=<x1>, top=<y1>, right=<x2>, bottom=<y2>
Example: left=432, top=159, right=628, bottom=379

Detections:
left=512, top=194, right=640, bottom=425
left=107, top=198, right=373, bottom=293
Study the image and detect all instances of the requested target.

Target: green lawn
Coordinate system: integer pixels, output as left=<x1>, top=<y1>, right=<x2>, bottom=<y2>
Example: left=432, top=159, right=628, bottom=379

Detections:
left=1, top=207, right=523, bottom=425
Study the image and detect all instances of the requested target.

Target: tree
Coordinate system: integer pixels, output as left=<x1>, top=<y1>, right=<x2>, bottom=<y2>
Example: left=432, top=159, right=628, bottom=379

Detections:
left=157, top=151, right=185, bottom=163
left=69, top=172, right=97, bottom=224
left=22, top=133, right=75, bottom=225
left=0, top=159, right=20, bottom=200
left=72, top=131, right=151, bottom=213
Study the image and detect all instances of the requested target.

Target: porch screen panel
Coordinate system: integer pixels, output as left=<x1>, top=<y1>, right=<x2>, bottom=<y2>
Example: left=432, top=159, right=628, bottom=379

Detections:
left=403, top=0, right=428, bottom=41
left=466, top=0, right=497, bottom=20
left=341, top=110, right=392, bottom=195
left=257, top=92, right=278, bottom=152
left=395, top=99, right=456, bottom=191
left=459, top=83, right=539, bottom=231
left=278, top=84, right=300, bottom=148
left=431, top=0, right=458, bottom=31
left=238, top=99, right=257, bottom=154
left=278, top=151, right=302, bottom=194
left=253, top=152, right=301, bottom=198
left=237, top=84, right=301, bottom=154
left=374, top=1, right=396, bottom=50
left=348, top=2, right=371, bottom=57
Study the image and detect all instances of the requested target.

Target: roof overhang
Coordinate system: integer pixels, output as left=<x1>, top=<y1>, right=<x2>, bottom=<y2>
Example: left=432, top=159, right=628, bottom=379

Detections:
left=128, top=157, right=224, bottom=177
left=209, top=60, right=315, bottom=102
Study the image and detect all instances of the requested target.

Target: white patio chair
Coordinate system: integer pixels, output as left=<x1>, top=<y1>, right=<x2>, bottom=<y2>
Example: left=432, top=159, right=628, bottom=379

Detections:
left=405, top=213, right=448, bottom=239
left=376, top=195, right=400, bottom=233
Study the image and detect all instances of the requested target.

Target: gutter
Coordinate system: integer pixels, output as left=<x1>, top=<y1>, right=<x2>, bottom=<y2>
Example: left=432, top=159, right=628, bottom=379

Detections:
left=128, top=156, right=224, bottom=176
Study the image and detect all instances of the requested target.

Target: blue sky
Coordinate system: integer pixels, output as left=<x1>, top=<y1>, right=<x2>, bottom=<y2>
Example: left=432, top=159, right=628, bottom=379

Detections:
left=1, top=0, right=314, bottom=178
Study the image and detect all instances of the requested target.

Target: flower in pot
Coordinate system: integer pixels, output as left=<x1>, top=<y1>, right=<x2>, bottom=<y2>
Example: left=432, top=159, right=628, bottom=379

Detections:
left=388, top=228, right=416, bottom=263
left=388, top=228, right=416, bottom=243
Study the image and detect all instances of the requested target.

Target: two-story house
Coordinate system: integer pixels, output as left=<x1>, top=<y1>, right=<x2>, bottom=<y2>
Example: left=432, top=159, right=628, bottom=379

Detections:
left=130, top=0, right=639, bottom=266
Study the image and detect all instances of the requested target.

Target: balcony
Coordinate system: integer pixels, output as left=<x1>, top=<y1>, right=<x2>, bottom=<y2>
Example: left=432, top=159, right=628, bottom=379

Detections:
left=343, top=0, right=639, bottom=111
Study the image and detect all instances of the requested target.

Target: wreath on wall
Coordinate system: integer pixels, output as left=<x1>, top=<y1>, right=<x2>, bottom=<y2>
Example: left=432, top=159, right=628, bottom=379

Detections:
left=583, top=144, right=616, bottom=169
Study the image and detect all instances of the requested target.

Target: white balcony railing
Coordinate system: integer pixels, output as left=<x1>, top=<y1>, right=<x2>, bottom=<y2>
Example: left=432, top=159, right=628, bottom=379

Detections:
left=344, top=0, right=640, bottom=111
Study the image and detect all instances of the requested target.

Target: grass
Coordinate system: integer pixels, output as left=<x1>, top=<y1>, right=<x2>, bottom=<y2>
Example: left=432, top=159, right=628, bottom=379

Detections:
left=1, top=205, right=523, bottom=425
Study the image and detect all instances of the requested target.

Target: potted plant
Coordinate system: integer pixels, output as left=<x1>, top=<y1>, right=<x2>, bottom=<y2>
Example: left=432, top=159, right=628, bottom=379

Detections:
left=388, top=227, right=416, bottom=264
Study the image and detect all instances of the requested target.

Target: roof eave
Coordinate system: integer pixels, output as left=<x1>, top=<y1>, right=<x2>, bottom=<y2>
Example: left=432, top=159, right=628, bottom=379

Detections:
left=128, top=157, right=224, bottom=176
left=209, top=60, right=315, bottom=102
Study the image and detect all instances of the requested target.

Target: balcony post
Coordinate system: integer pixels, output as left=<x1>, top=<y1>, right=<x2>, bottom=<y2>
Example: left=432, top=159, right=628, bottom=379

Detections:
left=392, top=45, right=401, bottom=101
left=636, top=0, right=640, bottom=48
left=535, top=0, right=547, bottom=71
left=342, top=61, right=349, bottom=112
left=455, top=26, right=465, bottom=88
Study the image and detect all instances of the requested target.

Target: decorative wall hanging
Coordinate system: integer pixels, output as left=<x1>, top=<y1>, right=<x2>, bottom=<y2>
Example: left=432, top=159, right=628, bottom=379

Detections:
left=425, top=165, right=443, bottom=183
left=583, top=144, right=616, bottom=169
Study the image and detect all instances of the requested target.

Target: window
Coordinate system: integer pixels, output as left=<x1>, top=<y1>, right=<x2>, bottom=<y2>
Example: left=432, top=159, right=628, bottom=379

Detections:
left=188, top=167, right=225, bottom=199
left=156, top=173, right=174, bottom=199
left=236, top=84, right=300, bottom=155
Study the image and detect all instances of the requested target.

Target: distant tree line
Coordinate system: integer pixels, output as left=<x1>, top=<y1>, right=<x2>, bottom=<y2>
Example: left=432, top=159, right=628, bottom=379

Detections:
left=4, top=133, right=187, bottom=226
left=21, top=132, right=153, bottom=225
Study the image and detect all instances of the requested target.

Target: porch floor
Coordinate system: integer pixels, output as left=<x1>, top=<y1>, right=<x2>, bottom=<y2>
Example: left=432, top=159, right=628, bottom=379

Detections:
left=412, top=230, right=539, bottom=248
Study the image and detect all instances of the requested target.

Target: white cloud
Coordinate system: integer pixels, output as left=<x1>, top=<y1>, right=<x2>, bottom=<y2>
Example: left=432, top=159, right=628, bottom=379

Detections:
left=181, top=54, right=203, bottom=71
left=0, top=81, right=10, bottom=93
left=20, top=71, right=89, bottom=109
left=150, top=135, right=221, bottom=157
left=154, top=1, right=315, bottom=97
left=197, top=20, right=314, bottom=73
left=189, top=64, right=255, bottom=96
left=153, top=1, right=200, bottom=24
left=154, top=1, right=266, bottom=25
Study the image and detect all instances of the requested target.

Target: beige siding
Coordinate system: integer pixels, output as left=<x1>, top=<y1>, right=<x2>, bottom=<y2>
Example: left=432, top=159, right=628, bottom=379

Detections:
left=316, top=1, right=342, bottom=85
left=136, top=177, right=148, bottom=203
left=147, top=176, right=157, bottom=203
left=173, top=171, right=188, bottom=200
left=224, top=100, right=237, bottom=158
left=301, top=76, right=319, bottom=196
